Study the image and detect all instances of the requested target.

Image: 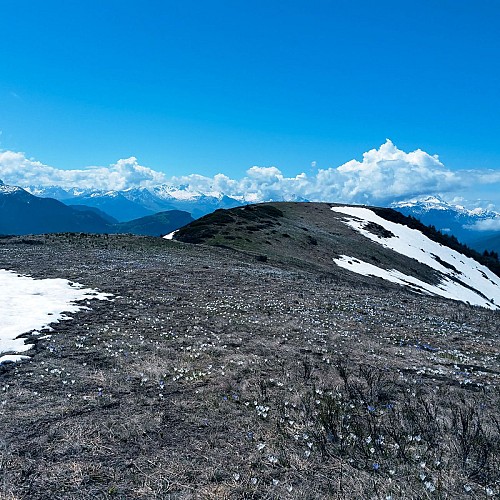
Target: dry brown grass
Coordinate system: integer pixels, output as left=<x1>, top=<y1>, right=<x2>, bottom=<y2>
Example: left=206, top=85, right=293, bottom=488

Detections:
left=0, top=233, right=498, bottom=499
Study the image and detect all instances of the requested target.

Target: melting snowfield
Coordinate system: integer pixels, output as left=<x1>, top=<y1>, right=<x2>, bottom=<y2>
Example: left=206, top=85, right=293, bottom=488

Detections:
left=332, top=206, right=500, bottom=309
left=0, top=269, right=111, bottom=363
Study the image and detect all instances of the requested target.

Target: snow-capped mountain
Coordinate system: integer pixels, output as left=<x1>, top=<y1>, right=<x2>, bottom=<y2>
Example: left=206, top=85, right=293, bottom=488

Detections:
left=391, top=195, right=500, bottom=249
left=152, top=183, right=223, bottom=201
left=0, top=181, right=112, bottom=234
left=24, top=185, right=76, bottom=200
left=121, top=187, right=176, bottom=212
left=24, top=184, right=243, bottom=221
left=64, top=191, right=155, bottom=221
left=0, top=179, right=28, bottom=196
left=151, top=184, right=243, bottom=218
left=392, top=195, right=497, bottom=217
left=0, top=181, right=193, bottom=236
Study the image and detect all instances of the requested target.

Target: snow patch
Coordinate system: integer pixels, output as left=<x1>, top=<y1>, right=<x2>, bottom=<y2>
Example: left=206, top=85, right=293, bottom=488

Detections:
left=0, top=269, right=112, bottom=364
left=153, top=184, right=223, bottom=201
left=334, top=256, right=497, bottom=309
left=163, top=230, right=178, bottom=240
left=331, top=206, right=500, bottom=309
left=0, top=184, right=23, bottom=195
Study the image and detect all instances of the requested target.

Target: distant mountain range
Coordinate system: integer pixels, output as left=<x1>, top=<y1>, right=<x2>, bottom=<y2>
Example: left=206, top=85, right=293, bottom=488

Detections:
left=25, top=184, right=243, bottom=221
left=3, top=180, right=499, bottom=252
left=0, top=180, right=193, bottom=236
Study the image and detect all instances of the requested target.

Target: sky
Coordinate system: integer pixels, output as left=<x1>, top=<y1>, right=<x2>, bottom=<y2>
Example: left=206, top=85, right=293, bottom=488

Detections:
left=1, top=0, right=499, bottom=207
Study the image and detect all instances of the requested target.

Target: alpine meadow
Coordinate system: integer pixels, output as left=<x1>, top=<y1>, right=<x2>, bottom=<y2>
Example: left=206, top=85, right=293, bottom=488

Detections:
left=1, top=2, right=499, bottom=499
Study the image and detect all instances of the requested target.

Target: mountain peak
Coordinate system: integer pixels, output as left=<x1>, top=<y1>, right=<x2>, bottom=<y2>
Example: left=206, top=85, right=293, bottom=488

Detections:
left=391, top=195, right=449, bottom=210
left=390, top=196, right=498, bottom=218
left=0, top=181, right=25, bottom=195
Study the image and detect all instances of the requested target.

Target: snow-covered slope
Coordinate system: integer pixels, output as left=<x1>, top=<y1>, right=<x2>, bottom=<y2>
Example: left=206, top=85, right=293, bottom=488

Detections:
left=0, top=270, right=111, bottom=363
left=331, top=206, right=500, bottom=309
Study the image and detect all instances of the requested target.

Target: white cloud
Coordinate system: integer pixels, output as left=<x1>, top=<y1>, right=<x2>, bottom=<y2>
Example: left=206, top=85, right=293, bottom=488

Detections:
left=0, top=151, right=167, bottom=190
left=468, top=218, right=500, bottom=232
left=1, top=140, right=499, bottom=209
left=170, top=140, right=490, bottom=206
left=329, top=139, right=462, bottom=203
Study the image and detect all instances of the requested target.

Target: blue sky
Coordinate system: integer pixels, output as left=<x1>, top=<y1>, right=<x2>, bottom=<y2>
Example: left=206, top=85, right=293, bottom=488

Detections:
left=0, top=0, right=499, bottom=202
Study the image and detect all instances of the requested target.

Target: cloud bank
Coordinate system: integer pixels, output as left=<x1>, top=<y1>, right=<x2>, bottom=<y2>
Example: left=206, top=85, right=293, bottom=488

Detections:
left=0, top=152, right=167, bottom=191
left=1, top=140, right=499, bottom=208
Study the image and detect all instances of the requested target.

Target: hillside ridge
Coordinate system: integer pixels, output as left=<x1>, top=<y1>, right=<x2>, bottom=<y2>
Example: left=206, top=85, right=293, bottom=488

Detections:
left=173, top=202, right=500, bottom=309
